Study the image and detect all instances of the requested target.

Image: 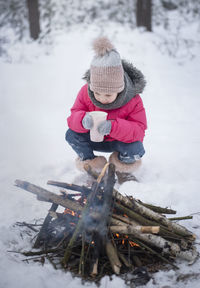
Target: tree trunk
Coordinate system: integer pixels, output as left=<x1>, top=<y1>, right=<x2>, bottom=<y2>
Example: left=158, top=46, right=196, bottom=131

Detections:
left=27, top=0, right=40, bottom=39
left=136, top=0, right=152, bottom=32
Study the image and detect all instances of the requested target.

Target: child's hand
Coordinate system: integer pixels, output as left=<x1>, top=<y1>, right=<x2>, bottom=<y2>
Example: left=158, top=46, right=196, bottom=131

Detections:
left=97, top=120, right=112, bottom=135
left=82, top=113, right=93, bottom=130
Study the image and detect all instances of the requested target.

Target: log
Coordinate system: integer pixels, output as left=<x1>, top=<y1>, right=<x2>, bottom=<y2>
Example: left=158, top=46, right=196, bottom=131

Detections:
left=106, top=241, right=122, bottom=274
left=33, top=203, right=58, bottom=248
left=111, top=218, right=160, bottom=234
left=138, top=201, right=176, bottom=214
left=114, top=203, right=189, bottom=241
left=118, top=252, right=132, bottom=268
left=47, top=180, right=91, bottom=196
left=91, top=259, right=98, bottom=277
left=112, top=225, right=179, bottom=254
left=113, top=190, right=194, bottom=238
left=129, top=238, right=179, bottom=270
left=110, top=225, right=198, bottom=262
left=130, top=198, right=194, bottom=238
left=111, top=214, right=160, bottom=234
left=132, top=255, right=142, bottom=267
left=15, top=180, right=83, bottom=212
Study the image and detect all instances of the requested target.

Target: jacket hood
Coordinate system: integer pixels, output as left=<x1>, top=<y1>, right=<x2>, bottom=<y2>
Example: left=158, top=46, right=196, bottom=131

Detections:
left=83, top=60, right=146, bottom=110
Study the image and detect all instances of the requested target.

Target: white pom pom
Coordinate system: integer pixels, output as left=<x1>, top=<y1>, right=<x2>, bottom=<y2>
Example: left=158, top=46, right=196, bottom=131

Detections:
left=92, top=37, right=115, bottom=56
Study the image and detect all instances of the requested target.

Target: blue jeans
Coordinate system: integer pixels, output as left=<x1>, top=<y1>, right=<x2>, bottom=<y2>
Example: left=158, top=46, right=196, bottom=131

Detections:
left=65, top=129, right=145, bottom=164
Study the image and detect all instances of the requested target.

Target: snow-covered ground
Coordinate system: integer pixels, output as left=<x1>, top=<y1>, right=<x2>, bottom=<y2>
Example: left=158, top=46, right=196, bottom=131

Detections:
left=0, top=23, right=200, bottom=287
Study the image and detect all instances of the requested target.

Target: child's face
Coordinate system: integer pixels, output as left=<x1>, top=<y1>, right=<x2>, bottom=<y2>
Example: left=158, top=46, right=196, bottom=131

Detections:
left=93, top=92, right=118, bottom=104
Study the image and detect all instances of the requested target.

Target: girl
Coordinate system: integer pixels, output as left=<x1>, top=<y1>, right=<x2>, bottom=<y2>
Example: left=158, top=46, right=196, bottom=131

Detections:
left=66, top=37, right=147, bottom=174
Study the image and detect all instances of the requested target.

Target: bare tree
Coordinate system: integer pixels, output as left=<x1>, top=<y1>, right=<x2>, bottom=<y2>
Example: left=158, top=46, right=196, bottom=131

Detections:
left=27, top=0, right=40, bottom=39
left=136, top=0, right=152, bottom=32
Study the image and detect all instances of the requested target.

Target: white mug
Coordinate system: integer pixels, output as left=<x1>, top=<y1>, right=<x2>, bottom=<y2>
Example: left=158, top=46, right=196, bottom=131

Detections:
left=89, top=111, right=108, bottom=142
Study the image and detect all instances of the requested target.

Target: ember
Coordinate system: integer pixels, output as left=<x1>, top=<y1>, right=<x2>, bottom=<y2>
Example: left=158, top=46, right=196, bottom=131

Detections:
left=64, top=208, right=76, bottom=216
left=129, top=241, right=139, bottom=247
left=14, top=163, right=198, bottom=286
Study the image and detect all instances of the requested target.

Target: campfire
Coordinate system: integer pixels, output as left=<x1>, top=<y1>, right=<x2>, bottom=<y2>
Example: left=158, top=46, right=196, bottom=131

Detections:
left=14, top=163, right=198, bottom=286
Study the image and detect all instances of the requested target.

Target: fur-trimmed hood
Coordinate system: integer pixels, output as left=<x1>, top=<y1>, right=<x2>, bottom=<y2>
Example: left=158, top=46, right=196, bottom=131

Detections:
left=83, top=60, right=146, bottom=110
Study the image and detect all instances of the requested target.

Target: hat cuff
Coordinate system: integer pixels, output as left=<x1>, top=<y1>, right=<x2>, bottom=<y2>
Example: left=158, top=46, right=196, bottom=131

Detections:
left=90, top=83, right=124, bottom=94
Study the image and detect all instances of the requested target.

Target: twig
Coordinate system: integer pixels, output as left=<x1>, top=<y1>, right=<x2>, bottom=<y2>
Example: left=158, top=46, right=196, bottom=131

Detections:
left=46, top=254, right=57, bottom=270
left=137, top=201, right=177, bottom=214
left=15, top=222, right=39, bottom=232
left=8, top=248, right=63, bottom=258
left=79, top=232, right=85, bottom=275
left=168, top=216, right=193, bottom=221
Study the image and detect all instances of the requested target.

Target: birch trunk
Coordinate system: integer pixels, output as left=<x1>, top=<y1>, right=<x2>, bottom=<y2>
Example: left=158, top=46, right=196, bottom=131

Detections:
left=110, top=225, right=197, bottom=262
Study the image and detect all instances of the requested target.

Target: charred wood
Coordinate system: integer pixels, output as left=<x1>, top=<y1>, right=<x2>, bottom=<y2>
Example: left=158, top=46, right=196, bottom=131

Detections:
left=15, top=180, right=83, bottom=212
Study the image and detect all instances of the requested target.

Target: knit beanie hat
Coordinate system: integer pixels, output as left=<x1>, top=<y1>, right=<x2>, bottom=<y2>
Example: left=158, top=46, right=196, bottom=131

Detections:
left=90, top=37, right=124, bottom=94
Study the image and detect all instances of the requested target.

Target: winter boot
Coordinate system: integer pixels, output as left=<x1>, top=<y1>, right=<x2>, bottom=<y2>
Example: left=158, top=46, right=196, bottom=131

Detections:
left=109, top=152, right=141, bottom=184
left=75, top=156, right=107, bottom=174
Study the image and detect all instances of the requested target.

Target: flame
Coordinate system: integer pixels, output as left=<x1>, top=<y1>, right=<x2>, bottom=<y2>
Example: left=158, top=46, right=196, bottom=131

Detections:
left=119, top=234, right=139, bottom=247
left=122, top=236, right=128, bottom=245
left=123, top=214, right=128, bottom=218
left=129, top=241, right=139, bottom=247
left=64, top=208, right=76, bottom=216
left=115, top=233, right=120, bottom=238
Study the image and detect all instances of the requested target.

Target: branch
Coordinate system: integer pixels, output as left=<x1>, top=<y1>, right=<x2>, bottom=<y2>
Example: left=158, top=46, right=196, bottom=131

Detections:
left=15, top=180, right=83, bottom=212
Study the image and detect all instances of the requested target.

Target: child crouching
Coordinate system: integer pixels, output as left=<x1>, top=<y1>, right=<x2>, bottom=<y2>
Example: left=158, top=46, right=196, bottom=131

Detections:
left=65, top=37, right=147, bottom=174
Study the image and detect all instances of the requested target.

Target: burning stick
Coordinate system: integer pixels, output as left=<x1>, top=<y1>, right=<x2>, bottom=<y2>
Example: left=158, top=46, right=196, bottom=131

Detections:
left=88, top=163, right=116, bottom=276
left=110, top=225, right=198, bottom=262
left=62, top=163, right=111, bottom=268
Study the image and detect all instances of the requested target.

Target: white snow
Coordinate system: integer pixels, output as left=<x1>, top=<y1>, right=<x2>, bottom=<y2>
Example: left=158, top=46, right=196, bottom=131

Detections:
left=0, top=23, right=200, bottom=288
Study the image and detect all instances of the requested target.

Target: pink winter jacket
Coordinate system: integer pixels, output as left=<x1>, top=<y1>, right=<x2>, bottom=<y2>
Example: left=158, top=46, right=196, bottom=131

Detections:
left=67, top=84, right=147, bottom=143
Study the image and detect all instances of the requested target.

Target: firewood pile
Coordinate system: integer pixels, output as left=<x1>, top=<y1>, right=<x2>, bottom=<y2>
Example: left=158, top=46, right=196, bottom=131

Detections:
left=14, top=163, right=198, bottom=286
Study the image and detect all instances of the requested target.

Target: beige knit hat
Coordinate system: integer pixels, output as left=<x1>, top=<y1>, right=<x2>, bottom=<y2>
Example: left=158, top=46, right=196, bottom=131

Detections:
left=90, top=37, right=124, bottom=94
